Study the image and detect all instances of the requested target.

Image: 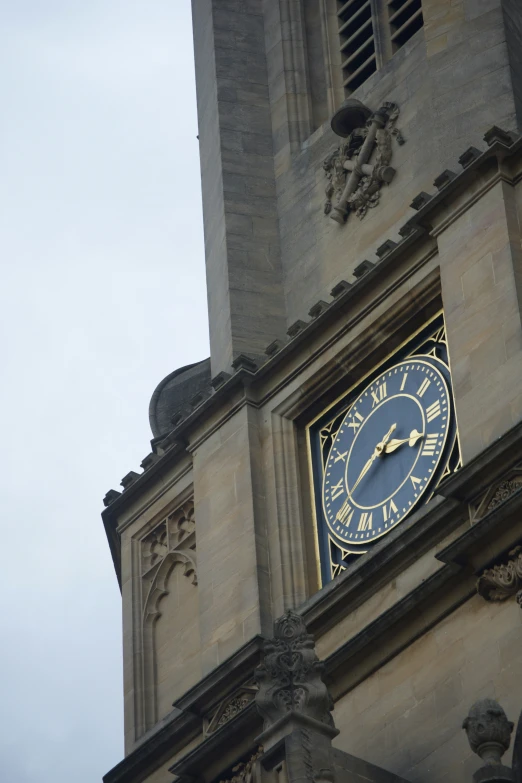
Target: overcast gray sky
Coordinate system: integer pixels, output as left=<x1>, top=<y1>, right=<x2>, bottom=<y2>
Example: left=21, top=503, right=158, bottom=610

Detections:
left=0, top=2, right=208, bottom=780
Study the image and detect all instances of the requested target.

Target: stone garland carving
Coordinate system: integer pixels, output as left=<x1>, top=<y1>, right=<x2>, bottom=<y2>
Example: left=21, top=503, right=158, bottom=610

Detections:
left=463, top=699, right=514, bottom=782
left=205, top=684, right=258, bottom=735
left=218, top=749, right=263, bottom=783
left=477, top=547, right=522, bottom=607
left=255, top=610, right=335, bottom=729
left=324, top=102, right=404, bottom=224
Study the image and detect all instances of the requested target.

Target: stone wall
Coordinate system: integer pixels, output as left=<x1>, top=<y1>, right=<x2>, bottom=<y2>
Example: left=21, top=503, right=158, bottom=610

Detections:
left=332, top=595, right=522, bottom=783
left=192, top=0, right=521, bottom=376
left=271, top=0, right=518, bottom=326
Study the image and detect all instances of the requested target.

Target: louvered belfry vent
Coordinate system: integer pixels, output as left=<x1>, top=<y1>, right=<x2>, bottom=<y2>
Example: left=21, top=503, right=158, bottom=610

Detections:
left=387, top=0, right=424, bottom=51
left=338, top=0, right=377, bottom=94
left=337, top=0, right=425, bottom=95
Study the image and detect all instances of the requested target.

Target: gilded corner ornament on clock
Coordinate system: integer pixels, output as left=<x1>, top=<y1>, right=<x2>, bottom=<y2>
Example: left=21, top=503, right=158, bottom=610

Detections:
left=308, top=318, right=460, bottom=582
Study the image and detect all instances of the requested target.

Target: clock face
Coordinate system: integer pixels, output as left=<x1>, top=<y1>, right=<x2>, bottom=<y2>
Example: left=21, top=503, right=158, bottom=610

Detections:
left=322, top=359, right=451, bottom=546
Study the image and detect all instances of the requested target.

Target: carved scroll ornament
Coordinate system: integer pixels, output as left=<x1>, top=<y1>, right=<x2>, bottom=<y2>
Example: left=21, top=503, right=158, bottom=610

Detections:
left=324, top=101, right=404, bottom=224
left=477, top=547, right=522, bottom=606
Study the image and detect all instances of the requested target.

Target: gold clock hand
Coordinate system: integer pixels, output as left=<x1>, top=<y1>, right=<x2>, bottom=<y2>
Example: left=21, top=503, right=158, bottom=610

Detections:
left=375, top=422, right=397, bottom=455
left=349, top=452, right=378, bottom=495
left=349, top=423, right=397, bottom=495
left=384, top=429, right=424, bottom=453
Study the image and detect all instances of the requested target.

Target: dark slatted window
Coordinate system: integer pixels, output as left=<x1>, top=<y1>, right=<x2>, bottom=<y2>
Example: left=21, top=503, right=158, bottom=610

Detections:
left=338, top=0, right=377, bottom=93
left=337, top=0, right=424, bottom=95
left=387, top=0, right=424, bottom=51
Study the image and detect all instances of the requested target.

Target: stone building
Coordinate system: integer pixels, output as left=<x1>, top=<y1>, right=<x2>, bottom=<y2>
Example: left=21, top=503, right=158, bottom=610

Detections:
left=102, top=3, right=522, bottom=783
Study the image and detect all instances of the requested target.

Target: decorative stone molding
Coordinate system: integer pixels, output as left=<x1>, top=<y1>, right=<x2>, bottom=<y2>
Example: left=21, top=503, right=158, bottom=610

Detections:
left=469, top=466, right=522, bottom=523
left=141, top=500, right=196, bottom=585
left=255, top=610, right=334, bottom=731
left=138, top=497, right=197, bottom=733
left=477, top=547, right=522, bottom=607
left=217, top=749, right=263, bottom=783
left=205, top=684, right=258, bottom=735
left=463, top=699, right=514, bottom=783
left=324, top=100, right=404, bottom=224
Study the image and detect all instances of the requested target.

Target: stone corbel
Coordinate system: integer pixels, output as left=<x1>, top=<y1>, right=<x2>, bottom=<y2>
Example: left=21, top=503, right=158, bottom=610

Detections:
left=477, top=547, right=522, bottom=608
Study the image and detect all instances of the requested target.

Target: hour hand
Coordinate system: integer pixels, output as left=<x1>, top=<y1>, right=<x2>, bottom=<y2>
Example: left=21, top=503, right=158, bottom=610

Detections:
left=384, top=429, right=424, bottom=453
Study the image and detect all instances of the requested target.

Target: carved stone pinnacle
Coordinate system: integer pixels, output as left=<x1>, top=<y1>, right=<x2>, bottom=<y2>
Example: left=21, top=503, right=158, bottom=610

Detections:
left=463, top=699, right=514, bottom=782
left=255, top=610, right=336, bottom=733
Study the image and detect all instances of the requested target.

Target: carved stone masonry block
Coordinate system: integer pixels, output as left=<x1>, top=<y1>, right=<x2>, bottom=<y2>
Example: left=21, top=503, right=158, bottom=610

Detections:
left=463, top=699, right=514, bottom=783
left=324, top=101, right=404, bottom=224
left=477, top=547, right=522, bottom=607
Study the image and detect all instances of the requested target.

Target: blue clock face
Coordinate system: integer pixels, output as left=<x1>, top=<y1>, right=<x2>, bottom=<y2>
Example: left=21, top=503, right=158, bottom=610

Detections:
left=322, top=359, right=451, bottom=546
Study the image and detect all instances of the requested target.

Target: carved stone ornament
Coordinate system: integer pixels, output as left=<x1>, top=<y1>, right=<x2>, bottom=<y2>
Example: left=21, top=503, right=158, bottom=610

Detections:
left=463, top=700, right=514, bottom=762
left=463, top=699, right=514, bottom=782
left=255, top=610, right=335, bottom=730
left=324, top=100, right=404, bottom=224
left=205, top=684, right=258, bottom=735
left=477, top=547, right=522, bottom=606
left=141, top=499, right=197, bottom=588
left=218, top=748, right=263, bottom=783
left=469, top=466, right=522, bottom=523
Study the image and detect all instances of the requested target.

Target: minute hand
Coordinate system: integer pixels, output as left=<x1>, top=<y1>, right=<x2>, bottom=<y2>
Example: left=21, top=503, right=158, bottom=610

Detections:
left=384, top=429, right=424, bottom=453
left=349, top=423, right=397, bottom=495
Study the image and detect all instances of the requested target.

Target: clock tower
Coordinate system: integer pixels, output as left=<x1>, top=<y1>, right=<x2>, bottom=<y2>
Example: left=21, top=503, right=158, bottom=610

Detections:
left=103, top=4, right=522, bottom=783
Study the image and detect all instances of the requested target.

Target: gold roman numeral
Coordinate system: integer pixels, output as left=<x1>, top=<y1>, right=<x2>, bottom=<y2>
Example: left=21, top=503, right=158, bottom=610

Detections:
left=336, top=500, right=354, bottom=526
left=400, top=373, right=408, bottom=391
left=426, top=400, right=441, bottom=422
left=371, top=383, right=387, bottom=407
left=417, top=377, right=431, bottom=397
left=334, top=450, right=348, bottom=463
left=382, top=499, right=398, bottom=522
left=422, top=434, right=439, bottom=456
left=410, top=475, right=422, bottom=489
left=357, top=512, right=373, bottom=531
left=331, top=479, right=344, bottom=501
left=348, top=411, right=364, bottom=431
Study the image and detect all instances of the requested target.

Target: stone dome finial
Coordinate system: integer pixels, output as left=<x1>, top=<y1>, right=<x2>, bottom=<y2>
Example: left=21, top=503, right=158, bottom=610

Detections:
left=463, top=699, right=514, bottom=766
